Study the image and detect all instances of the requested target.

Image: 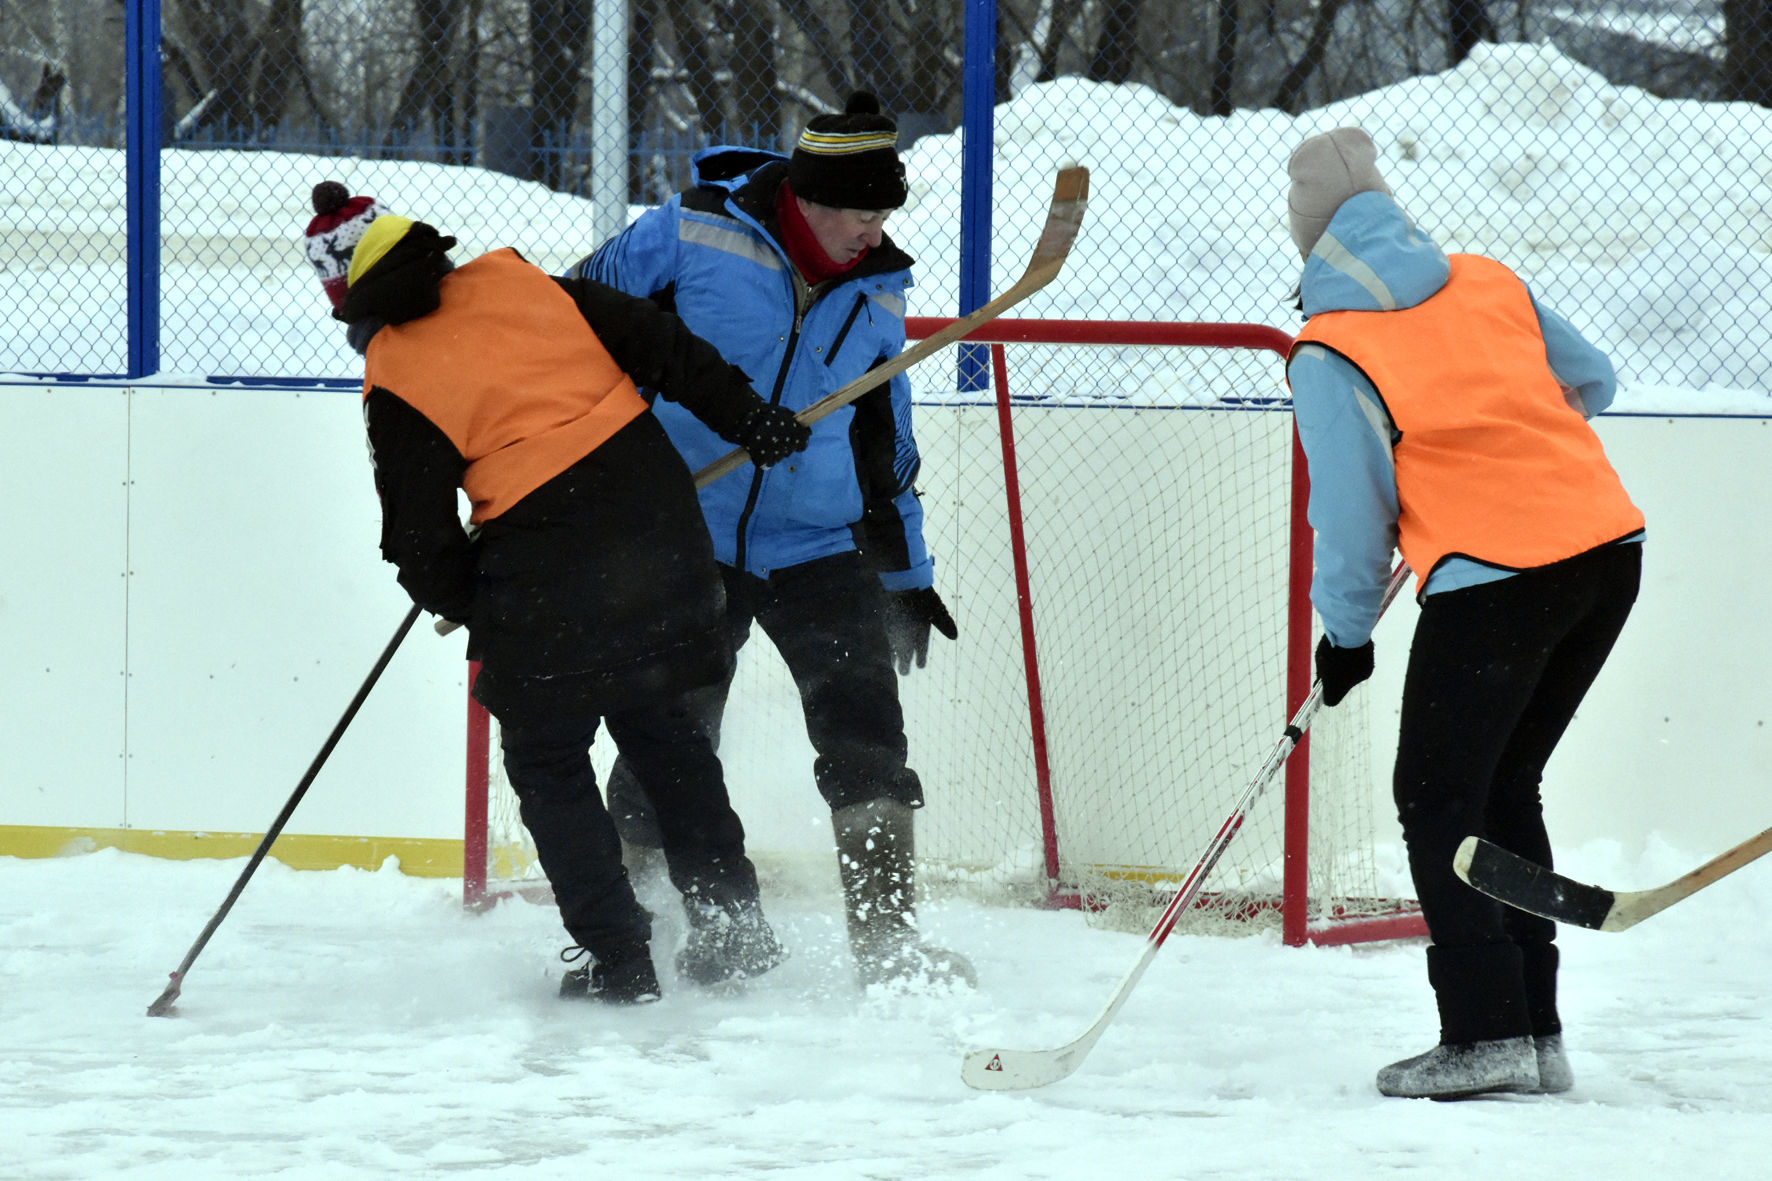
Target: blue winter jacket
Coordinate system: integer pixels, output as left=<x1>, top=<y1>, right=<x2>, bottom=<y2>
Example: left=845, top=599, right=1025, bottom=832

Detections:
left=567, top=147, right=934, bottom=590
left=1287, top=191, right=1632, bottom=647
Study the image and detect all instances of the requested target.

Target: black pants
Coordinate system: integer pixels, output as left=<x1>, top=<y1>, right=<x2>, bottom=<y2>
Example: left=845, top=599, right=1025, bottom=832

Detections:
left=498, top=692, right=759, bottom=961
left=608, top=551, right=922, bottom=847
left=1394, top=541, right=1640, bottom=1043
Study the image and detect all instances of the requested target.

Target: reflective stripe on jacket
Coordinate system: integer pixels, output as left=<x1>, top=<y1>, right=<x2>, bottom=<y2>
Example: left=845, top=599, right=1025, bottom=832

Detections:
left=572, top=150, right=934, bottom=588
left=362, top=249, right=647, bottom=524
left=1292, top=253, right=1644, bottom=588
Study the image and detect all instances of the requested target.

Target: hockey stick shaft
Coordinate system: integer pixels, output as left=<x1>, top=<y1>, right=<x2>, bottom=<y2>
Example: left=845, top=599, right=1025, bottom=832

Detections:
left=146, top=604, right=422, bottom=1016
left=962, top=561, right=1410, bottom=1090
left=691, top=166, right=1090, bottom=487
left=436, top=168, right=1090, bottom=639
left=1454, top=822, right=1772, bottom=933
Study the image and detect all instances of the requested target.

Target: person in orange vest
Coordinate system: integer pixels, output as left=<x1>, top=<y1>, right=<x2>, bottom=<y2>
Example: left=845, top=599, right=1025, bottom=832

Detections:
left=304, top=183, right=810, bottom=1004
left=1283, top=130, right=1645, bottom=1099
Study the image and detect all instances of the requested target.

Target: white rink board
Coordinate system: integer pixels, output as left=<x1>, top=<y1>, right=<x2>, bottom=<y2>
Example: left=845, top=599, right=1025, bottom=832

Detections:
left=1366, top=414, right=1772, bottom=861
left=1, top=379, right=1768, bottom=863
left=0, top=380, right=468, bottom=842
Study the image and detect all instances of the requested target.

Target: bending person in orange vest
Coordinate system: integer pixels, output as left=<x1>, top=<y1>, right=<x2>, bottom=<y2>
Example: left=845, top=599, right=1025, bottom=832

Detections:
left=305, top=183, right=810, bottom=1004
left=1282, top=130, right=1644, bottom=1100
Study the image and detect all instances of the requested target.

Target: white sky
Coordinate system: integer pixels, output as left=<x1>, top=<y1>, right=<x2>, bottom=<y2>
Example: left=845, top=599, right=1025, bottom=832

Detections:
left=4, top=41, right=1771, bottom=1180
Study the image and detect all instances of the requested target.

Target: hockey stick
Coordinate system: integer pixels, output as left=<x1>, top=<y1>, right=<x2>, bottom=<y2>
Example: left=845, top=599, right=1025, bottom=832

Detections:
left=435, top=166, right=1089, bottom=638
left=146, top=604, right=422, bottom=1017
left=961, top=560, right=1411, bottom=1091
left=690, top=165, right=1090, bottom=487
left=1453, top=824, right=1772, bottom=933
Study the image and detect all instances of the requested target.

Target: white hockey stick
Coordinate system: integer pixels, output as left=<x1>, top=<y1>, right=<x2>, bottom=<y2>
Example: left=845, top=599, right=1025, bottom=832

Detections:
left=961, top=561, right=1410, bottom=1091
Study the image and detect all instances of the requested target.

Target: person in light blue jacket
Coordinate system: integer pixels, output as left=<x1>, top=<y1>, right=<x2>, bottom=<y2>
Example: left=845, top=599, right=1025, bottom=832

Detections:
left=1286, top=127, right=1644, bottom=1101
left=567, top=93, right=971, bottom=989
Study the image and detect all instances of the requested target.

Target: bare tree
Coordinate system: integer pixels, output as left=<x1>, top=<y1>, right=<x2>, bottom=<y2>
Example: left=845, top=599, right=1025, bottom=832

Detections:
left=1446, top=0, right=1494, bottom=65
left=386, top=0, right=468, bottom=152
left=1210, top=0, right=1238, bottom=115
left=166, top=0, right=309, bottom=138
left=1090, top=0, right=1138, bottom=83
left=1271, top=0, right=1347, bottom=113
left=530, top=0, right=588, bottom=185
left=730, top=0, right=779, bottom=140
left=664, top=0, right=726, bottom=138
left=1723, top=0, right=1772, bottom=105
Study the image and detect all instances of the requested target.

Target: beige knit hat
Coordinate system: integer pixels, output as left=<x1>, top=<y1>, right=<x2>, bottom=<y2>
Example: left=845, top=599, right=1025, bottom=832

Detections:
left=1287, top=127, right=1392, bottom=259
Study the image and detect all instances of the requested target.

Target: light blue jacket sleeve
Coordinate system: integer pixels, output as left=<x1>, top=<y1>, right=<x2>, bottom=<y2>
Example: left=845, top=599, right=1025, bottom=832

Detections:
left=1530, top=293, right=1617, bottom=417
left=1288, top=344, right=1401, bottom=647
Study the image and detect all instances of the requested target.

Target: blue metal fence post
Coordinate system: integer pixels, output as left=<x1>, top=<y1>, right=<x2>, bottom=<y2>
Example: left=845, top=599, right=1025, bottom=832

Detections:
left=956, top=0, right=996, bottom=393
left=125, top=0, right=163, bottom=378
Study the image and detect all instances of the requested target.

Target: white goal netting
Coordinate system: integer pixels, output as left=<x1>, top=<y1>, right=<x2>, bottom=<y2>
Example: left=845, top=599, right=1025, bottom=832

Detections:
left=466, top=325, right=1416, bottom=940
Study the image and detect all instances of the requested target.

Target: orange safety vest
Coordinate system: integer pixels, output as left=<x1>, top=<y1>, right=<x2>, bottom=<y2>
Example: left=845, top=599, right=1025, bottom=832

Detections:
left=1292, top=254, right=1643, bottom=587
left=362, top=249, right=648, bottom=524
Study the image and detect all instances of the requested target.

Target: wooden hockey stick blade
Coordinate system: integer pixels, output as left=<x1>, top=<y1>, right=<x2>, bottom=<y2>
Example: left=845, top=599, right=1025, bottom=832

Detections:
left=1454, top=824, right=1772, bottom=932
left=692, top=166, right=1090, bottom=488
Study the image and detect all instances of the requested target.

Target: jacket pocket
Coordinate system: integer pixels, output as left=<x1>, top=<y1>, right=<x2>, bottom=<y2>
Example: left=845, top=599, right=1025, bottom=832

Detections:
left=823, top=293, right=868, bottom=367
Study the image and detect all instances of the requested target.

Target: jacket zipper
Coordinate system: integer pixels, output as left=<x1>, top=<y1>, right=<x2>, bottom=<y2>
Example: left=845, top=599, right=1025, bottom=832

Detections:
left=733, top=268, right=822, bottom=574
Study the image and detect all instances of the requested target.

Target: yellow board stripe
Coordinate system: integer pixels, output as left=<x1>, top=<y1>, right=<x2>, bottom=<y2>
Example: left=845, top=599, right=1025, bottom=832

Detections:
left=0, top=825, right=464, bottom=877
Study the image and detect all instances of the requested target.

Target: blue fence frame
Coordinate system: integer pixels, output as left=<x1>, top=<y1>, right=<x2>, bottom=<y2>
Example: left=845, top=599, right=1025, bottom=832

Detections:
left=114, top=2, right=1000, bottom=382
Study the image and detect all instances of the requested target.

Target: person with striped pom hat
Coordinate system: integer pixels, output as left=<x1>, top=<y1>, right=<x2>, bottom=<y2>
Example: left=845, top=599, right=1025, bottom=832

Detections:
left=568, top=94, right=974, bottom=992
left=303, top=183, right=809, bottom=1004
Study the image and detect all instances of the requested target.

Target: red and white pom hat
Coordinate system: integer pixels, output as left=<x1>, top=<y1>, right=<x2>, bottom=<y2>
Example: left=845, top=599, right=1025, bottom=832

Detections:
left=304, top=181, right=386, bottom=309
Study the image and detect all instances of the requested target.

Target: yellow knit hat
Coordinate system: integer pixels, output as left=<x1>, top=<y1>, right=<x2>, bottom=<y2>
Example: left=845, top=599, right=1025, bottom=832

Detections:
left=347, top=214, right=415, bottom=286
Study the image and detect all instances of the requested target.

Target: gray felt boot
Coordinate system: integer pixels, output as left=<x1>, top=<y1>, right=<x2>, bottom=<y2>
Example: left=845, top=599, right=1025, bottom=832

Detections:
left=1375, top=1036, right=1540, bottom=1100
left=1531, top=1033, right=1574, bottom=1094
left=831, top=798, right=976, bottom=990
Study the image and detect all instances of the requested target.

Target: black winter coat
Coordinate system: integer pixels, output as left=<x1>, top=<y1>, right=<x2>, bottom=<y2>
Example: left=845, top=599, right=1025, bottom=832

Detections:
left=352, top=248, right=771, bottom=725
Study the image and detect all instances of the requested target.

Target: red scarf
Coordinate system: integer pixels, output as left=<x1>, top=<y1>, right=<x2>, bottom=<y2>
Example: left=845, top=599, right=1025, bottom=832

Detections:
left=776, top=181, right=866, bottom=285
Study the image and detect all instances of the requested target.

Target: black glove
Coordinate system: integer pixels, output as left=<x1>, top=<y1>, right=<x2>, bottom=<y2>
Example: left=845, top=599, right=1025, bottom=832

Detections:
left=1315, top=635, right=1374, bottom=707
left=736, top=401, right=810, bottom=468
left=884, top=587, right=958, bottom=674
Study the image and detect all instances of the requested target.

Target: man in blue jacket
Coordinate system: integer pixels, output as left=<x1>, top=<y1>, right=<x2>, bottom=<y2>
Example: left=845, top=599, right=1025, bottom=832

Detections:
left=568, top=93, right=972, bottom=989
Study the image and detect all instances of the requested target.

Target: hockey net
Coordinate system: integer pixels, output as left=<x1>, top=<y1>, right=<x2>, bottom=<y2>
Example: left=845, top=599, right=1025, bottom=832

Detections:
left=464, top=319, right=1423, bottom=945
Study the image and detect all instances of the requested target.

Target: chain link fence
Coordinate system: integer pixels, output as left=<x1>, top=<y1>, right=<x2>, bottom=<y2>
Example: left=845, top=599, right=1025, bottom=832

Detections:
left=3, top=1, right=1770, bottom=388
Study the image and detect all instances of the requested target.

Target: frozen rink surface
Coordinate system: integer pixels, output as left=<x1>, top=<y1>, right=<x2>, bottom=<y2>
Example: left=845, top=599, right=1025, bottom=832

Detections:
left=3, top=839, right=1769, bottom=1179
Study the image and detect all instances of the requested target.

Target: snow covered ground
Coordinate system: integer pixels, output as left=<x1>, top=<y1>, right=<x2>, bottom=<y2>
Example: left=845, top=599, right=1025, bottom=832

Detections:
left=4, top=836, right=1770, bottom=1178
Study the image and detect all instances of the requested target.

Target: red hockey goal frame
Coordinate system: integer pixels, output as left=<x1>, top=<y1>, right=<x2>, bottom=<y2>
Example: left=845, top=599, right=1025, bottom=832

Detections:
left=464, top=317, right=1425, bottom=948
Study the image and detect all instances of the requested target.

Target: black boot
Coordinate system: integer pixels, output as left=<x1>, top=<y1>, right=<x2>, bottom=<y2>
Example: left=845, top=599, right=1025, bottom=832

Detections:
left=675, top=899, right=788, bottom=985
left=559, top=943, right=662, bottom=1004
left=1426, top=943, right=1532, bottom=1045
left=1376, top=1037, right=1538, bottom=1099
left=831, top=798, right=976, bottom=990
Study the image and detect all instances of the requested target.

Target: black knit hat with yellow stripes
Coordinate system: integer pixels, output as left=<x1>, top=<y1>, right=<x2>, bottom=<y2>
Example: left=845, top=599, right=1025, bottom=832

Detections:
left=787, top=92, right=907, bottom=211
